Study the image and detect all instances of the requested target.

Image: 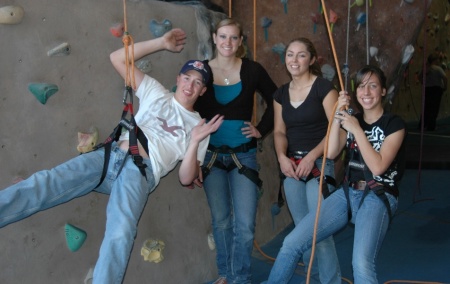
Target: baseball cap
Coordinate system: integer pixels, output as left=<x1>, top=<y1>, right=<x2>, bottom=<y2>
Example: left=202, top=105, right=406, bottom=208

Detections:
left=179, top=60, right=210, bottom=84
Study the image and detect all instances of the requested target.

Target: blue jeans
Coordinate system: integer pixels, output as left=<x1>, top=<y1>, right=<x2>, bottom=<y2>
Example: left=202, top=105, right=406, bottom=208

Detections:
left=203, top=151, right=259, bottom=284
left=0, top=143, right=156, bottom=284
left=266, top=186, right=398, bottom=284
left=283, top=158, right=341, bottom=284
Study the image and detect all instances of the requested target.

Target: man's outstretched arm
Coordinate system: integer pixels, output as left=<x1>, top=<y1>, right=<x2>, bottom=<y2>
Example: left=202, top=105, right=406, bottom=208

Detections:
left=110, top=28, right=187, bottom=89
left=179, top=115, right=223, bottom=186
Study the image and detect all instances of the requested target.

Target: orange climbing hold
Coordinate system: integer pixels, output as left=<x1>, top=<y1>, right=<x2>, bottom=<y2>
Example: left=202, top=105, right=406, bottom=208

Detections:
left=110, top=22, right=124, bottom=38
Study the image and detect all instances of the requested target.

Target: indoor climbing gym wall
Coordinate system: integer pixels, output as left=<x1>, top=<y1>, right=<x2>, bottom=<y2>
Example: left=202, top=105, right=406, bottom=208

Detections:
left=227, top=0, right=431, bottom=120
left=0, top=1, right=266, bottom=283
left=0, top=0, right=437, bottom=283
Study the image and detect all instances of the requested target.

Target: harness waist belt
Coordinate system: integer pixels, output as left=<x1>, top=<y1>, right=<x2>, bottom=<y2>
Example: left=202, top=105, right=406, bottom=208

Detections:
left=207, top=139, right=257, bottom=154
left=289, top=151, right=309, bottom=159
left=350, top=180, right=367, bottom=190
left=350, top=180, right=384, bottom=191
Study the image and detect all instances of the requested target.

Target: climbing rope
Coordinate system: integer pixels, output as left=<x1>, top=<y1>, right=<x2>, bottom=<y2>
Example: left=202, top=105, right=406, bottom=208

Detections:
left=365, top=0, right=370, bottom=64
left=252, top=0, right=257, bottom=125
left=344, top=0, right=351, bottom=91
left=305, top=1, right=344, bottom=282
left=122, top=0, right=136, bottom=90
left=415, top=0, right=429, bottom=203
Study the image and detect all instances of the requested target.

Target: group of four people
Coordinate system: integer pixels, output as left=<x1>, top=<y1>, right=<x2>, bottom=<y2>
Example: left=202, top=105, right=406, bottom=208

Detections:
left=0, top=17, right=406, bottom=284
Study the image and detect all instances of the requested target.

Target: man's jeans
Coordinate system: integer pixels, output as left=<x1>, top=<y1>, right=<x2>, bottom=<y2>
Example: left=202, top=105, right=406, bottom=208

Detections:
left=203, top=151, right=258, bottom=284
left=267, top=187, right=398, bottom=284
left=0, top=143, right=155, bottom=284
left=283, top=158, right=341, bottom=284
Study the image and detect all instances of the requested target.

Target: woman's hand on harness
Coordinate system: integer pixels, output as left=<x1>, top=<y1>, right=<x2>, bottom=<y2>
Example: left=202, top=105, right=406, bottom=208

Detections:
left=279, top=155, right=299, bottom=180
left=295, top=155, right=314, bottom=180
left=241, top=121, right=262, bottom=139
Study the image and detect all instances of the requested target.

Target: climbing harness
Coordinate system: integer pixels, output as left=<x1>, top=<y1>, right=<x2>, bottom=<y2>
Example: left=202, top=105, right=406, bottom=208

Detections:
left=288, top=151, right=337, bottom=199
left=90, top=0, right=148, bottom=188
left=201, top=139, right=263, bottom=195
left=91, top=86, right=149, bottom=189
left=341, top=136, right=396, bottom=223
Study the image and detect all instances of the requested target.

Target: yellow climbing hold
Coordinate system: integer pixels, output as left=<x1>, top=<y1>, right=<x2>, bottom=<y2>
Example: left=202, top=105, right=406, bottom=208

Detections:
left=141, top=238, right=165, bottom=263
left=77, top=127, right=99, bottom=153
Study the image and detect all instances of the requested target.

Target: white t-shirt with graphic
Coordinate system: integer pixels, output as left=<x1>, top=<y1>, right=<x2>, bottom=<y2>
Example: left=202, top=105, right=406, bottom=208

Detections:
left=119, top=75, right=209, bottom=185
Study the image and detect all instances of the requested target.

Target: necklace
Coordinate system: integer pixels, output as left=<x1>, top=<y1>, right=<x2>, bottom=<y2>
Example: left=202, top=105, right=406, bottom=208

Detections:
left=217, top=59, right=237, bottom=86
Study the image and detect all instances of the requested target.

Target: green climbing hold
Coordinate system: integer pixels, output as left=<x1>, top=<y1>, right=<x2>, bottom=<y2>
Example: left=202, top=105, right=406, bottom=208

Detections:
left=28, top=83, right=58, bottom=104
left=65, top=223, right=87, bottom=252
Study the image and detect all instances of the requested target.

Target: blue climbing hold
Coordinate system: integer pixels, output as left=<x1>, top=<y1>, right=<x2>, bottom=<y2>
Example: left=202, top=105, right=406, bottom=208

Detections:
left=28, top=83, right=58, bottom=104
left=65, top=223, right=87, bottom=252
left=149, top=19, right=172, bottom=38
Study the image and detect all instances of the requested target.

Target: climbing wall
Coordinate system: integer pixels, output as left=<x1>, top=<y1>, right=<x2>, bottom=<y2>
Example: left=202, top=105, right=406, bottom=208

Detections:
left=220, top=0, right=433, bottom=121
left=0, top=1, right=261, bottom=283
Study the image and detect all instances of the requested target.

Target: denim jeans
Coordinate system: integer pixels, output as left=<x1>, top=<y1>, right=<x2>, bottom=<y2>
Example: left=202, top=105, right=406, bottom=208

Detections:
left=283, top=158, right=341, bottom=284
left=266, top=186, right=398, bottom=284
left=0, top=143, right=155, bottom=284
left=203, top=151, right=259, bottom=284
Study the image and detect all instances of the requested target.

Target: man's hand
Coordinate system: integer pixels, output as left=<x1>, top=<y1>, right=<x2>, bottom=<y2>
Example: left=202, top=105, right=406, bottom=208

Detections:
left=182, top=166, right=204, bottom=189
left=163, top=28, right=187, bottom=53
left=191, top=114, right=224, bottom=144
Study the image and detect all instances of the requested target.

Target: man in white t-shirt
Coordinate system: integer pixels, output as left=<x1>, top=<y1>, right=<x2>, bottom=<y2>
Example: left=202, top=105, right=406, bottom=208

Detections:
left=0, top=28, right=223, bottom=284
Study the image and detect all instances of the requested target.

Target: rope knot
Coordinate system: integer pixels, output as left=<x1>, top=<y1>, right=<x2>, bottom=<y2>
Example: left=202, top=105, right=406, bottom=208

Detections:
left=122, top=35, right=132, bottom=46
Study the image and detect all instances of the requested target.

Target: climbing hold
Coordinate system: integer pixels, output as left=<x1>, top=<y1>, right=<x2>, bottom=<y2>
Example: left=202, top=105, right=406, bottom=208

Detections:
left=28, top=83, right=58, bottom=104
left=65, top=223, right=87, bottom=252
left=0, top=5, right=24, bottom=24
left=136, top=58, right=152, bottom=74
left=369, top=46, right=379, bottom=61
left=280, top=0, right=288, bottom=14
left=77, top=126, right=99, bottom=153
left=141, top=238, right=165, bottom=263
left=84, top=267, right=93, bottom=284
left=356, top=12, right=366, bottom=31
left=311, top=13, right=320, bottom=34
left=272, top=43, right=286, bottom=64
left=329, top=9, right=338, bottom=32
left=47, top=42, right=71, bottom=57
left=401, top=45, right=414, bottom=64
left=260, top=17, right=272, bottom=42
left=110, top=22, right=124, bottom=38
left=149, top=19, right=172, bottom=38
left=321, top=64, right=336, bottom=81
left=350, top=0, right=364, bottom=8
left=400, top=0, right=414, bottom=6
left=271, top=202, right=281, bottom=216
left=207, top=233, right=215, bottom=250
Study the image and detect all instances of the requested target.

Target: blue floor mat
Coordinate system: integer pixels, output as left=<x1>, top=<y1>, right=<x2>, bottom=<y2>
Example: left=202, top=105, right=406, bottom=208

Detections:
left=251, top=169, right=450, bottom=284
